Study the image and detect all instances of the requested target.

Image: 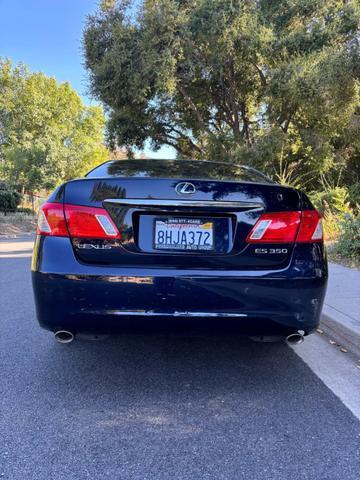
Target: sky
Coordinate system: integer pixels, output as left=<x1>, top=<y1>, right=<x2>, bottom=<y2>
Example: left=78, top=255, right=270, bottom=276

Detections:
left=0, top=0, right=175, bottom=158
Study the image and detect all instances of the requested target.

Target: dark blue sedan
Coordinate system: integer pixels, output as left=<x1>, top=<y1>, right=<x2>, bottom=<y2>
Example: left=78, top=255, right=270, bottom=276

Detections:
left=31, top=159, right=328, bottom=344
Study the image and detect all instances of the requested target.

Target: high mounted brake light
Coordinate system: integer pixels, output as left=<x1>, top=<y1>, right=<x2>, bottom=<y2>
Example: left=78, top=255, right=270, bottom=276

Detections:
left=247, top=210, right=323, bottom=244
left=37, top=203, right=120, bottom=239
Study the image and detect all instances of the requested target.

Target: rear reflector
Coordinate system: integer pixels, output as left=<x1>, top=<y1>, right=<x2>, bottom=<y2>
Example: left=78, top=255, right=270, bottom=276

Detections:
left=247, top=210, right=323, bottom=244
left=37, top=203, right=120, bottom=239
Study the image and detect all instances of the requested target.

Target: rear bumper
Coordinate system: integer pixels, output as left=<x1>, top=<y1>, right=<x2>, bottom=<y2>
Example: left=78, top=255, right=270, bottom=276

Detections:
left=31, top=237, right=328, bottom=335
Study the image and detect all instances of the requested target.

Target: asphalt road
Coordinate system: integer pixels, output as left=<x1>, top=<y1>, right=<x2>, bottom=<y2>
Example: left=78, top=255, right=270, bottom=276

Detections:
left=0, top=238, right=359, bottom=480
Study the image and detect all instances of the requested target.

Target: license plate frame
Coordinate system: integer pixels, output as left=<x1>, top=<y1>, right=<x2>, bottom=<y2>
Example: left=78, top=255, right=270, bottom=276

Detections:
left=153, top=217, right=215, bottom=252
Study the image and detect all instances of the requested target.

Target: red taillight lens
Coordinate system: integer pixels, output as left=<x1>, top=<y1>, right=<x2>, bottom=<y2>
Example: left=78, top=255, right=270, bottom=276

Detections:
left=37, top=203, right=120, bottom=239
left=246, top=210, right=323, bottom=244
left=64, top=205, right=120, bottom=239
left=37, top=203, right=68, bottom=236
left=247, top=212, right=301, bottom=243
left=297, top=210, right=323, bottom=242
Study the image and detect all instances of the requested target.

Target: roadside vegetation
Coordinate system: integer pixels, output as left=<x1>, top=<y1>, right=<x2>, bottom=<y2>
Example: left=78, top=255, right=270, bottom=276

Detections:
left=0, top=183, right=36, bottom=235
left=0, top=57, right=109, bottom=194
left=309, top=183, right=359, bottom=265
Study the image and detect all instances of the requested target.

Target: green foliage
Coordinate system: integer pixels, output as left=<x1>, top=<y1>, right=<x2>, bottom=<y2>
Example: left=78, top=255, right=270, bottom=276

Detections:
left=0, top=58, right=109, bottom=192
left=310, top=187, right=351, bottom=217
left=336, top=214, right=360, bottom=259
left=16, top=207, right=35, bottom=215
left=348, top=182, right=360, bottom=211
left=322, top=212, right=343, bottom=242
left=310, top=185, right=353, bottom=241
left=0, top=189, right=21, bottom=214
left=83, top=0, right=360, bottom=190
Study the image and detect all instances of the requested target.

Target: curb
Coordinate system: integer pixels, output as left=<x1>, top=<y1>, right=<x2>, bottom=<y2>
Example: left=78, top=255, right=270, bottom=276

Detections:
left=320, top=305, right=360, bottom=358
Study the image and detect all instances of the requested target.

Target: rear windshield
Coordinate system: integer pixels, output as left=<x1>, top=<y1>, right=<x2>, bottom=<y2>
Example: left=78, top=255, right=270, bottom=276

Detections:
left=86, top=159, right=273, bottom=184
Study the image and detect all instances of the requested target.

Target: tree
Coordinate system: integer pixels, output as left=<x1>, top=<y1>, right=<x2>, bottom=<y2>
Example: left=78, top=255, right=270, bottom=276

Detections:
left=83, top=0, right=360, bottom=188
left=0, top=58, right=109, bottom=192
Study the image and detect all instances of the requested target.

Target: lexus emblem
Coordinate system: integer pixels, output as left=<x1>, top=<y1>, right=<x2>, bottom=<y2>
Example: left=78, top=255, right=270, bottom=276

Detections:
left=175, top=182, right=196, bottom=195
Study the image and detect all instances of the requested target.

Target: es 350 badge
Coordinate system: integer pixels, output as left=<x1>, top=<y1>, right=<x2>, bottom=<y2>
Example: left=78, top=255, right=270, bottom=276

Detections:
left=255, top=248, right=288, bottom=254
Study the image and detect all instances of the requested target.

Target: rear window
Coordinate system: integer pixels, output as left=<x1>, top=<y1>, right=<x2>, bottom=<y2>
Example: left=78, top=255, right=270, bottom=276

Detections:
left=86, top=159, right=273, bottom=184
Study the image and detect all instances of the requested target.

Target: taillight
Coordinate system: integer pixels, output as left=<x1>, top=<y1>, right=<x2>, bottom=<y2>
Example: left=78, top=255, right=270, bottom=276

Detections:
left=64, top=205, right=120, bottom=238
left=297, top=210, right=323, bottom=242
left=247, top=210, right=323, bottom=244
left=37, top=203, right=68, bottom=236
left=37, top=203, right=120, bottom=239
left=247, top=212, right=301, bottom=243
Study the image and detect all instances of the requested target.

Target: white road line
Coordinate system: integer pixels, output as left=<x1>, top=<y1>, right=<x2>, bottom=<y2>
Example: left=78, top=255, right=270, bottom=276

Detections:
left=293, top=333, right=360, bottom=420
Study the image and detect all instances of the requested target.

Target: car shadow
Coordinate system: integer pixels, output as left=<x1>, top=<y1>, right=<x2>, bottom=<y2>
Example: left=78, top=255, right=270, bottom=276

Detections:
left=37, top=332, right=302, bottom=409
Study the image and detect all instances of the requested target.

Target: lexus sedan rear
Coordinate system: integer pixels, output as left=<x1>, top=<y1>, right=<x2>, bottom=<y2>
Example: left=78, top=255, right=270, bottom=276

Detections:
left=31, top=159, right=328, bottom=342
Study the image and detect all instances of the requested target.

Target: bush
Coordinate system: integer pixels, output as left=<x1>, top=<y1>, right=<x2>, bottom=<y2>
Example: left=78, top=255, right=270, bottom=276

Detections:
left=348, top=183, right=360, bottom=212
left=336, top=214, right=360, bottom=259
left=322, top=212, right=343, bottom=242
left=16, top=207, right=36, bottom=215
left=310, top=187, right=354, bottom=242
left=0, top=189, right=22, bottom=214
left=310, top=187, right=351, bottom=216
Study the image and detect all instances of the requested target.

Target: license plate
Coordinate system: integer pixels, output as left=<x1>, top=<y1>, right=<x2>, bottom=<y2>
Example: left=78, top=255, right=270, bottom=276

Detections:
left=154, top=218, right=214, bottom=251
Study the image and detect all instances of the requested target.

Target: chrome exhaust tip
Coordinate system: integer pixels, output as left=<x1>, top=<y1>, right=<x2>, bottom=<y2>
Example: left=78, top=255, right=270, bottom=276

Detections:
left=54, top=330, right=74, bottom=344
left=285, top=333, right=304, bottom=345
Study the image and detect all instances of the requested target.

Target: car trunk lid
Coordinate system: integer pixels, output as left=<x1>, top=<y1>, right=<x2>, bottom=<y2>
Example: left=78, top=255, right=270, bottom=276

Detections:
left=63, top=176, right=301, bottom=269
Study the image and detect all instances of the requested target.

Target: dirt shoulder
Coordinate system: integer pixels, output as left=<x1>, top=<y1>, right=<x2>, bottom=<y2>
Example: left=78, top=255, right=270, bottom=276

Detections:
left=326, top=241, right=360, bottom=270
left=0, top=213, right=37, bottom=236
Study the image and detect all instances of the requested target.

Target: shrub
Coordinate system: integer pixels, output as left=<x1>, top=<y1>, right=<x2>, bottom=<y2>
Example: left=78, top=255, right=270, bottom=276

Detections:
left=0, top=189, right=22, bottom=214
left=310, top=187, right=351, bottom=216
left=16, top=207, right=36, bottom=215
left=335, top=214, right=360, bottom=259
left=348, top=183, right=360, bottom=212
left=322, top=211, right=343, bottom=242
